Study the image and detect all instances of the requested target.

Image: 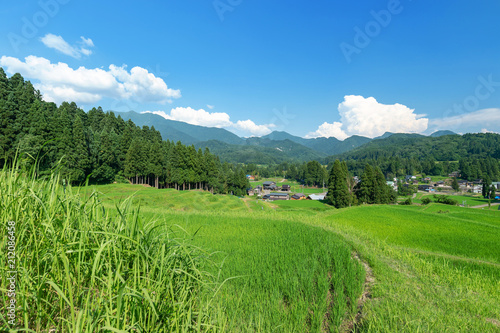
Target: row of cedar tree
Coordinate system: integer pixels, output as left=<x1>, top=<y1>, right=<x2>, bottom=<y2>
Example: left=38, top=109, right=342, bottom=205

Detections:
left=326, top=160, right=396, bottom=208
left=0, top=69, right=249, bottom=195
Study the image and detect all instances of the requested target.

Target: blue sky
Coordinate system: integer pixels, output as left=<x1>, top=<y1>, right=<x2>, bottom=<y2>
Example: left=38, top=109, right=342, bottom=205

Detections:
left=1, top=0, right=500, bottom=138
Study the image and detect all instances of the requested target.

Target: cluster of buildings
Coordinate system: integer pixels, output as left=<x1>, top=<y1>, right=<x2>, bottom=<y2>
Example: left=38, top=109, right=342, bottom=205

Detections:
left=245, top=175, right=500, bottom=203
left=400, top=175, right=500, bottom=194
left=246, top=180, right=326, bottom=201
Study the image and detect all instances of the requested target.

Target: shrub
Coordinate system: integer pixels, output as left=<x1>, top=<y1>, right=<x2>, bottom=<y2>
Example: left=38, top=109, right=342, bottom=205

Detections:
left=432, top=194, right=458, bottom=206
left=421, top=197, right=431, bottom=205
left=400, top=198, right=413, bottom=205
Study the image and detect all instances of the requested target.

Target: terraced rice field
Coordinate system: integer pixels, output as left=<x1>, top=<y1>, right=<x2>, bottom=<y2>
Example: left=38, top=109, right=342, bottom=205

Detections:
left=3, top=176, right=498, bottom=332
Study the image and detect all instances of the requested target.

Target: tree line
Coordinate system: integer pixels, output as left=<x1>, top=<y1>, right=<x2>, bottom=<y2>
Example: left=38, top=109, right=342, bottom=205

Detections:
left=0, top=69, right=249, bottom=195
left=248, top=134, right=500, bottom=184
left=326, top=160, right=396, bottom=208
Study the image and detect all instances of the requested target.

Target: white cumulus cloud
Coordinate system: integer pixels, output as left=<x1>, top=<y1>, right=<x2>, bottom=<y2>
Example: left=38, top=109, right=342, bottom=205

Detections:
left=144, top=109, right=274, bottom=136
left=305, top=121, right=347, bottom=140
left=0, top=55, right=181, bottom=105
left=307, top=95, right=428, bottom=140
left=232, top=119, right=275, bottom=137
left=40, top=34, right=95, bottom=59
left=481, top=128, right=500, bottom=134
left=146, top=107, right=232, bottom=128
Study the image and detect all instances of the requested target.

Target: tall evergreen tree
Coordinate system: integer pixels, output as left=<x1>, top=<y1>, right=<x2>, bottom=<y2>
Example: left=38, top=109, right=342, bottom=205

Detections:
left=358, top=164, right=375, bottom=204
left=326, top=159, right=350, bottom=208
left=71, top=115, right=90, bottom=184
left=451, top=177, right=460, bottom=192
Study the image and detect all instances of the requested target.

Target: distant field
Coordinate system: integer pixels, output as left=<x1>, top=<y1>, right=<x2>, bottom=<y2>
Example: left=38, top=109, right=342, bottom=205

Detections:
left=272, top=199, right=332, bottom=211
left=322, top=204, right=499, bottom=262
left=448, top=194, right=493, bottom=207
left=81, top=184, right=500, bottom=332
left=410, top=192, right=495, bottom=208
left=84, top=183, right=255, bottom=212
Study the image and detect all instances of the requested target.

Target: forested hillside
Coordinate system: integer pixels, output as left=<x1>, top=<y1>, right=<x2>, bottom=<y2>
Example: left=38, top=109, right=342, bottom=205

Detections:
left=327, top=133, right=500, bottom=180
left=0, top=69, right=248, bottom=195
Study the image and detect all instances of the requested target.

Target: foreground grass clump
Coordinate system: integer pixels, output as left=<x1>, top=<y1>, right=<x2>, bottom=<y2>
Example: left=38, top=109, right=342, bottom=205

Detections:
left=0, top=168, right=220, bottom=332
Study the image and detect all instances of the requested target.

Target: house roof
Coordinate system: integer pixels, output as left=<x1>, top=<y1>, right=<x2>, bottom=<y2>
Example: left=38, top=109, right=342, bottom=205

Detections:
left=263, top=181, right=275, bottom=185
left=270, top=192, right=288, bottom=197
left=308, top=194, right=325, bottom=200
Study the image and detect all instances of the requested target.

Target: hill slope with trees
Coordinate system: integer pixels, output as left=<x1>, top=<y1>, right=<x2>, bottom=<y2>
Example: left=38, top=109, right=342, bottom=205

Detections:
left=326, top=133, right=500, bottom=181
left=0, top=68, right=249, bottom=195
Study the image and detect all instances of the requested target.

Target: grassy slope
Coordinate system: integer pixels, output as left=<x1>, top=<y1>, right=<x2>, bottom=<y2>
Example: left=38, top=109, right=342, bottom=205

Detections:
left=85, top=184, right=500, bottom=332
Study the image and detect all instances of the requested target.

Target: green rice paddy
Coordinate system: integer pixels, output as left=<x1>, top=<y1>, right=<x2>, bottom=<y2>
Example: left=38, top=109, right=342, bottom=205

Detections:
left=2, top=175, right=499, bottom=332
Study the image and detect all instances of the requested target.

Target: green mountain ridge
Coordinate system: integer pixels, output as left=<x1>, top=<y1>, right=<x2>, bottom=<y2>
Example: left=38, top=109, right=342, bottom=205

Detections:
left=118, top=111, right=245, bottom=145
left=116, top=111, right=461, bottom=164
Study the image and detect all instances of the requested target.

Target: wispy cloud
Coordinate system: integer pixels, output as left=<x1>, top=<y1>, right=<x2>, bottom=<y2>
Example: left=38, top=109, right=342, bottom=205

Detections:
left=40, top=34, right=95, bottom=59
left=429, top=108, right=500, bottom=134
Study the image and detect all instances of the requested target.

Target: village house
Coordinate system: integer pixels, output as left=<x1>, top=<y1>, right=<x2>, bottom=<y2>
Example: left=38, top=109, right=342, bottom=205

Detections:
left=263, top=192, right=289, bottom=201
left=291, top=193, right=306, bottom=200
left=262, top=181, right=277, bottom=190
left=281, top=184, right=291, bottom=191
left=307, top=193, right=326, bottom=201
left=472, top=185, right=482, bottom=194
left=435, top=180, right=446, bottom=187
left=386, top=181, right=397, bottom=191
left=418, top=184, right=434, bottom=192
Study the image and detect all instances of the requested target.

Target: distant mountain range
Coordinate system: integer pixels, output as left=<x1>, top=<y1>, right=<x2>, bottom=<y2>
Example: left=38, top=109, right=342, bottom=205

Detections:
left=116, top=111, right=457, bottom=163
